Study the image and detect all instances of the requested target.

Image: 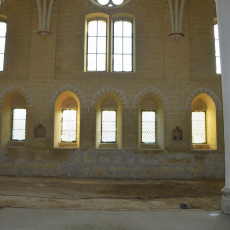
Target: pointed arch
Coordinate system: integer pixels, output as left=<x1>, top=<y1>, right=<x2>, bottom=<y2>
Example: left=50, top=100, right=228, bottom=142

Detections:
left=186, top=87, right=222, bottom=110
left=132, top=87, right=170, bottom=109
left=0, top=84, right=32, bottom=107
left=49, top=84, right=87, bottom=107
left=90, top=86, right=128, bottom=108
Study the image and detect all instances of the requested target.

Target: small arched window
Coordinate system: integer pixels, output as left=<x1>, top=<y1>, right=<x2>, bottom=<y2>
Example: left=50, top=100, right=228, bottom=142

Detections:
left=54, top=91, right=80, bottom=148
left=96, top=95, right=122, bottom=149
left=191, top=93, right=217, bottom=150
left=139, top=95, right=164, bottom=150
left=1, top=93, right=27, bottom=146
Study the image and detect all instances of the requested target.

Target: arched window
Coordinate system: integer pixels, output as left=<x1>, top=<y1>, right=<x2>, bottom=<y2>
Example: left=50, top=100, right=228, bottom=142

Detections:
left=214, top=18, right=221, bottom=74
left=0, top=16, right=7, bottom=71
left=85, top=13, right=109, bottom=72
left=96, top=95, right=122, bottom=148
left=112, top=19, right=133, bottom=72
left=139, top=95, right=164, bottom=150
left=85, top=13, right=135, bottom=72
left=191, top=93, right=217, bottom=150
left=54, top=91, right=80, bottom=148
left=1, top=94, right=27, bottom=146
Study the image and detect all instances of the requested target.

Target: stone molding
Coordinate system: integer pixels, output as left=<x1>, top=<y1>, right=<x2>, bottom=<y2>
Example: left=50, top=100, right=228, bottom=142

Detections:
left=90, top=86, right=128, bottom=108
left=49, top=84, right=87, bottom=107
left=0, top=84, right=33, bottom=107
left=132, top=86, right=170, bottom=108
left=185, top=87, right=222, bottom=110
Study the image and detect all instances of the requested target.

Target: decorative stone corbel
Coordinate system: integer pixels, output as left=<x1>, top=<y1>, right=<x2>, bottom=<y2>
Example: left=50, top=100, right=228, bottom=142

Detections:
left=167, top=0, right=185, bottom=41
left=36, top=0, right=54, bottom=37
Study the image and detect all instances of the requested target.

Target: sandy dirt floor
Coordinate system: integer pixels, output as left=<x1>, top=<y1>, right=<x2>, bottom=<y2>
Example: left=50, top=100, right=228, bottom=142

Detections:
left=0, top=176, right=224, bottom=211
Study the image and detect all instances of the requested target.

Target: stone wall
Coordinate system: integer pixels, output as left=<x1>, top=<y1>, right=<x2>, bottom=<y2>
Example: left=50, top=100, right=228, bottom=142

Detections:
left=0, top=0, right=224, bottom=179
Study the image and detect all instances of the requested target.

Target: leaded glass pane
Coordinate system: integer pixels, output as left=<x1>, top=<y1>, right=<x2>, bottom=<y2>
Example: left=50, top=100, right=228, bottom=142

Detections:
left=88, top=21, right=97, bottom=36
left=114, top=37, right=122, bottom=54
left=142, top=111, right=156, bottom=143
left=97, top=37, right=106, bottom=53
left=113, top=54, right=122, bottom=72
left=192, top=112, right=206, bottom=144
left=123, top=55, right=132, bottom=72
left=98, top=21, right=107, bottom=36
left=102, top=111, right=116, bottom=143
left=114, top=21, right=122, bottom=37
left=123, top=21, right=132, bottom=37
left=87, top=54, right=97, bottom=71
left=12, top=109, right=26, bottom=141
left=123, top=38, right=132, bottom=54
left=97, top=54, right=106, bottom=71
left=61, top=110, right=77, bottom=142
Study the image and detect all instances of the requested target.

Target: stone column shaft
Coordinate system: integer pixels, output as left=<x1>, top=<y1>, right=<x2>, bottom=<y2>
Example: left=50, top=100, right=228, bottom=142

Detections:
left=215, top=0, right=230, bottom=214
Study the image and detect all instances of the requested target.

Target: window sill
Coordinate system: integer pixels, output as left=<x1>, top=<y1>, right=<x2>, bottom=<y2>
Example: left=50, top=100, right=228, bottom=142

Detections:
left=99, top=143, right=118, bottom=149
left=192, top=144, right=209, bottom=150
left=58, top=142, right=78, bottom=148
left=7, top=140, right=25, bottom=146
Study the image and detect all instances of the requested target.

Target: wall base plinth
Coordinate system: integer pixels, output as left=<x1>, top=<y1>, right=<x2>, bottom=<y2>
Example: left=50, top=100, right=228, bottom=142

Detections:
left=221, top=187, right=230, bottom=215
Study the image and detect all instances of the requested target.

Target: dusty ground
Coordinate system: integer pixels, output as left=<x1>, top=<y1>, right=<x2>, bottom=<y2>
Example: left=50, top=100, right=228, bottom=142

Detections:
left=0, top=176, right=224, bottom=211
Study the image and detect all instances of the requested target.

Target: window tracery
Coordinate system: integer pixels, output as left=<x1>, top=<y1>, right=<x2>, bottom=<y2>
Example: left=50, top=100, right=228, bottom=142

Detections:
left=90, top=0, right=130, bottom=8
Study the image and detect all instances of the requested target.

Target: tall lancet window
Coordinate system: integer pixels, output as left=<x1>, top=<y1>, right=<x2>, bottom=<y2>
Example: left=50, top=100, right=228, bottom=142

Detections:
left=113, top=20, right=133, bottom=72
left=214, top=24, right=221, bottom=74
left=0, top=20, right=7, bottom=71
left=87, top=19, right=107, bottom=71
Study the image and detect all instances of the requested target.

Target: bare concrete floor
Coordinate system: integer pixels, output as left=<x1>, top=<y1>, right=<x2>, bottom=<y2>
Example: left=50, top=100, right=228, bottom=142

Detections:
left=1, top=208, right=230, bottom=230
left=0, top=176, right=225, bottom=210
